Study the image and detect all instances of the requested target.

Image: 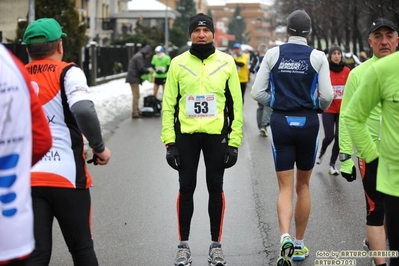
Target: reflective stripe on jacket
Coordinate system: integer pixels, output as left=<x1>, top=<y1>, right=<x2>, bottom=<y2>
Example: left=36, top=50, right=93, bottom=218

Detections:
left=161, top=49, right=243, bottom=148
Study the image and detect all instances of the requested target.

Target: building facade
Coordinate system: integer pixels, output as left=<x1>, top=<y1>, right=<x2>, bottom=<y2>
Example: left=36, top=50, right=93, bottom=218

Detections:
left=76, top=0, right=117, bottom=45
left=0, top=0, right=280, bottom=51
left=0, top=0, right=31, bottom=43
left=206, top=0, right=278, bottom=50
left=111, top=0, right=178, bottom=41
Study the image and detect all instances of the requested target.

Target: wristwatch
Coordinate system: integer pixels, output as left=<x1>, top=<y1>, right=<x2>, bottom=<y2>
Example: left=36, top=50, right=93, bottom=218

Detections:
left=339, top=153, right=351, bottom=162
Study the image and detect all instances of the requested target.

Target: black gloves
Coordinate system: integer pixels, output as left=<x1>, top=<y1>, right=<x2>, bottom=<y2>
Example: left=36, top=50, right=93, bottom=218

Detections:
left=156, top=70, right=163, bottom=74
left=340, top=159, right=356, bottom=182
left=87, top=154, right=99, bottom=165
left=341, top=166, right=356, bottom=182
left=224, top=146, right=238, bottom=168
left=166, top=144, right=238, bottom=170
left=166, top=144, right=180, bottom=170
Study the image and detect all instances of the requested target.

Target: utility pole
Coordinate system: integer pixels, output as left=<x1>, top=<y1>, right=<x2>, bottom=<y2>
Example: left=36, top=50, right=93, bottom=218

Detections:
left=28, top=0, right=35, bottom=24
left=89, top=0, right=96, bottom=42
left=164, top=0, right=169, bottom=54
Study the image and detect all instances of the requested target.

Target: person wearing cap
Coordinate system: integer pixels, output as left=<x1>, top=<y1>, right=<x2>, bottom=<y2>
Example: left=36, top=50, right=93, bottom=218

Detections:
left=0, top=43, right=52, bottom=265
left=251, top=9, right=333, bottom=264
left=126, top=44, right=154, bottom=118
left=23, top=18, right=111, bottom=265
left=232, top=43, right=249, bottom=102
left=344, top=46, right=399, bottom=266
left=151, top=45, right=171, bottom=98
left=315, top=45, right=351, bottom=176
left=339, top=18, right=399, bottom=266
left=161, top=12, right=243, bottom=266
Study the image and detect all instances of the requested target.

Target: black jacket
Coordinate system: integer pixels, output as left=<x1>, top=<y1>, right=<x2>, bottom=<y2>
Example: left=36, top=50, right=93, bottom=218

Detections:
left=126, top=45, right=152, bottom=84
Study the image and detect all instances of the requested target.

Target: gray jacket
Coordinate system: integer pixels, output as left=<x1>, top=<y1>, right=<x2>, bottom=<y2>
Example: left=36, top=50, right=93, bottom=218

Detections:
left=126, top=45, right=152, bottom=84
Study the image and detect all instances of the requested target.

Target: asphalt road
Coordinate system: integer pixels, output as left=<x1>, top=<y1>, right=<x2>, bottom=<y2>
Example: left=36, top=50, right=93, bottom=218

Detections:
left=49, top=78, right=373, bottom=265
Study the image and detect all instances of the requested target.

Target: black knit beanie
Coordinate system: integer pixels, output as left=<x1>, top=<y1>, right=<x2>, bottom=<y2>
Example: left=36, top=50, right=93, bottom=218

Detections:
left=328, top=45, right=342, bottom=59
left=189, top=13, right=215, bottom=35
left=287, top=10, right=311, bottom=37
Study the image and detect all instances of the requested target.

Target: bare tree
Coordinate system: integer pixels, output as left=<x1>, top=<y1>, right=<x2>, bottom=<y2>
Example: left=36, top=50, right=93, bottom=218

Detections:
left=272, top=0, right=399, bottom=54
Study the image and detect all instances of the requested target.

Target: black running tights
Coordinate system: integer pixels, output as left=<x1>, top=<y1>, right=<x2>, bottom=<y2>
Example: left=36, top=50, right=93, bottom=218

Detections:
left=175, top=133, right=228, bottom=242
left=384, top=193, right=399, bottom=266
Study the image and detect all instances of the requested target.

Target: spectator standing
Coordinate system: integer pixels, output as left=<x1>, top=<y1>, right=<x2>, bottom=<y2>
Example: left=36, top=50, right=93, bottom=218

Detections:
left=343, top=46, right=362, bottom=69
left=0, top=43, right=51, bottom=266
left=151, top=46, right=171, bottom=99
left=126, top=44, right=153, bottom=118
left=248, top=50, right=258, bottom=76
left=339, top=18, right=398, bottom=266
left=255, top=43, right=272, bottom=137
left=23, top=18, right=111, bottom=265
left=232, top=43, right=249, bottom=102
left=255, top=43, right=267, bottom=73
left=161, top=13, right=243, bottom=266
left=251, top=10, right=333, bottom=265
left=316, top=45, right=351, bottom=175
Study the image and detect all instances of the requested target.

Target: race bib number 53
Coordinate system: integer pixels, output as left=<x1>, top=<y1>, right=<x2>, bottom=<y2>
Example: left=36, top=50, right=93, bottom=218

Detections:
left=186, top=94, right=217, bottom=118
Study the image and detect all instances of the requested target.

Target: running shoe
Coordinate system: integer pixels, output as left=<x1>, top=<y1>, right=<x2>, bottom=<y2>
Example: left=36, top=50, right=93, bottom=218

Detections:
left=276, top=256, right=292, bottom=266
left=292, top=245, right=309, bottom=261
left=174, top=244, right=192, bottom=266
left=259, top=127, right=268, bottom=137
left=328, top=165, right=340, bottom=175
left=280, top=236, right=294, bottom=257
left=276, top=236, right=294, bottom=266
left=208, top=243, right=227, bottom=266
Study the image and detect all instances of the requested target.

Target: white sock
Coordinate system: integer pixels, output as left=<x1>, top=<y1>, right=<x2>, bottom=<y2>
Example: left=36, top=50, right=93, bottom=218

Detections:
left=280, top=233, right=291, bottom=243
left=180, top=241, right=189, bottom=247
left=294, top=239, right=304, bottom=248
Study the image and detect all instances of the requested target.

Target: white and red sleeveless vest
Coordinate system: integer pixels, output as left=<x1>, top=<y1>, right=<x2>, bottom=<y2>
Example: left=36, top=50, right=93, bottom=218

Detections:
left=26, top=60, right=93, bottom=189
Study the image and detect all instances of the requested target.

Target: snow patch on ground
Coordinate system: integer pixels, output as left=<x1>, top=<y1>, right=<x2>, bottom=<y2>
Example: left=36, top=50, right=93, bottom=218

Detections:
left=84, top=79, right=157, bottom=153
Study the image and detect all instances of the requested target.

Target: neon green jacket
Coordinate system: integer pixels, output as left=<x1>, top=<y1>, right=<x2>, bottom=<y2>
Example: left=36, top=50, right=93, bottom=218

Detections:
left=339, top=55, right=381, bottom=156
left=151, top=54, right=171, bottom=79
left=345, top=52, right=399, bottom=196
left=161, top=49, right=243, bottom=148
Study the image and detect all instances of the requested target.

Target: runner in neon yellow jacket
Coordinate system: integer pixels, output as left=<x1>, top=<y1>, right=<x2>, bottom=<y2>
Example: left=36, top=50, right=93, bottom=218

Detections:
left=345, top=51, right=399, bottom=265
left=346, top=51, right=399, bottom=195
left=339, top=18, right=398, bottom=266
left=161, top=13, right=243, bottom=266
left=161, top=47, right=243, bottom=148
